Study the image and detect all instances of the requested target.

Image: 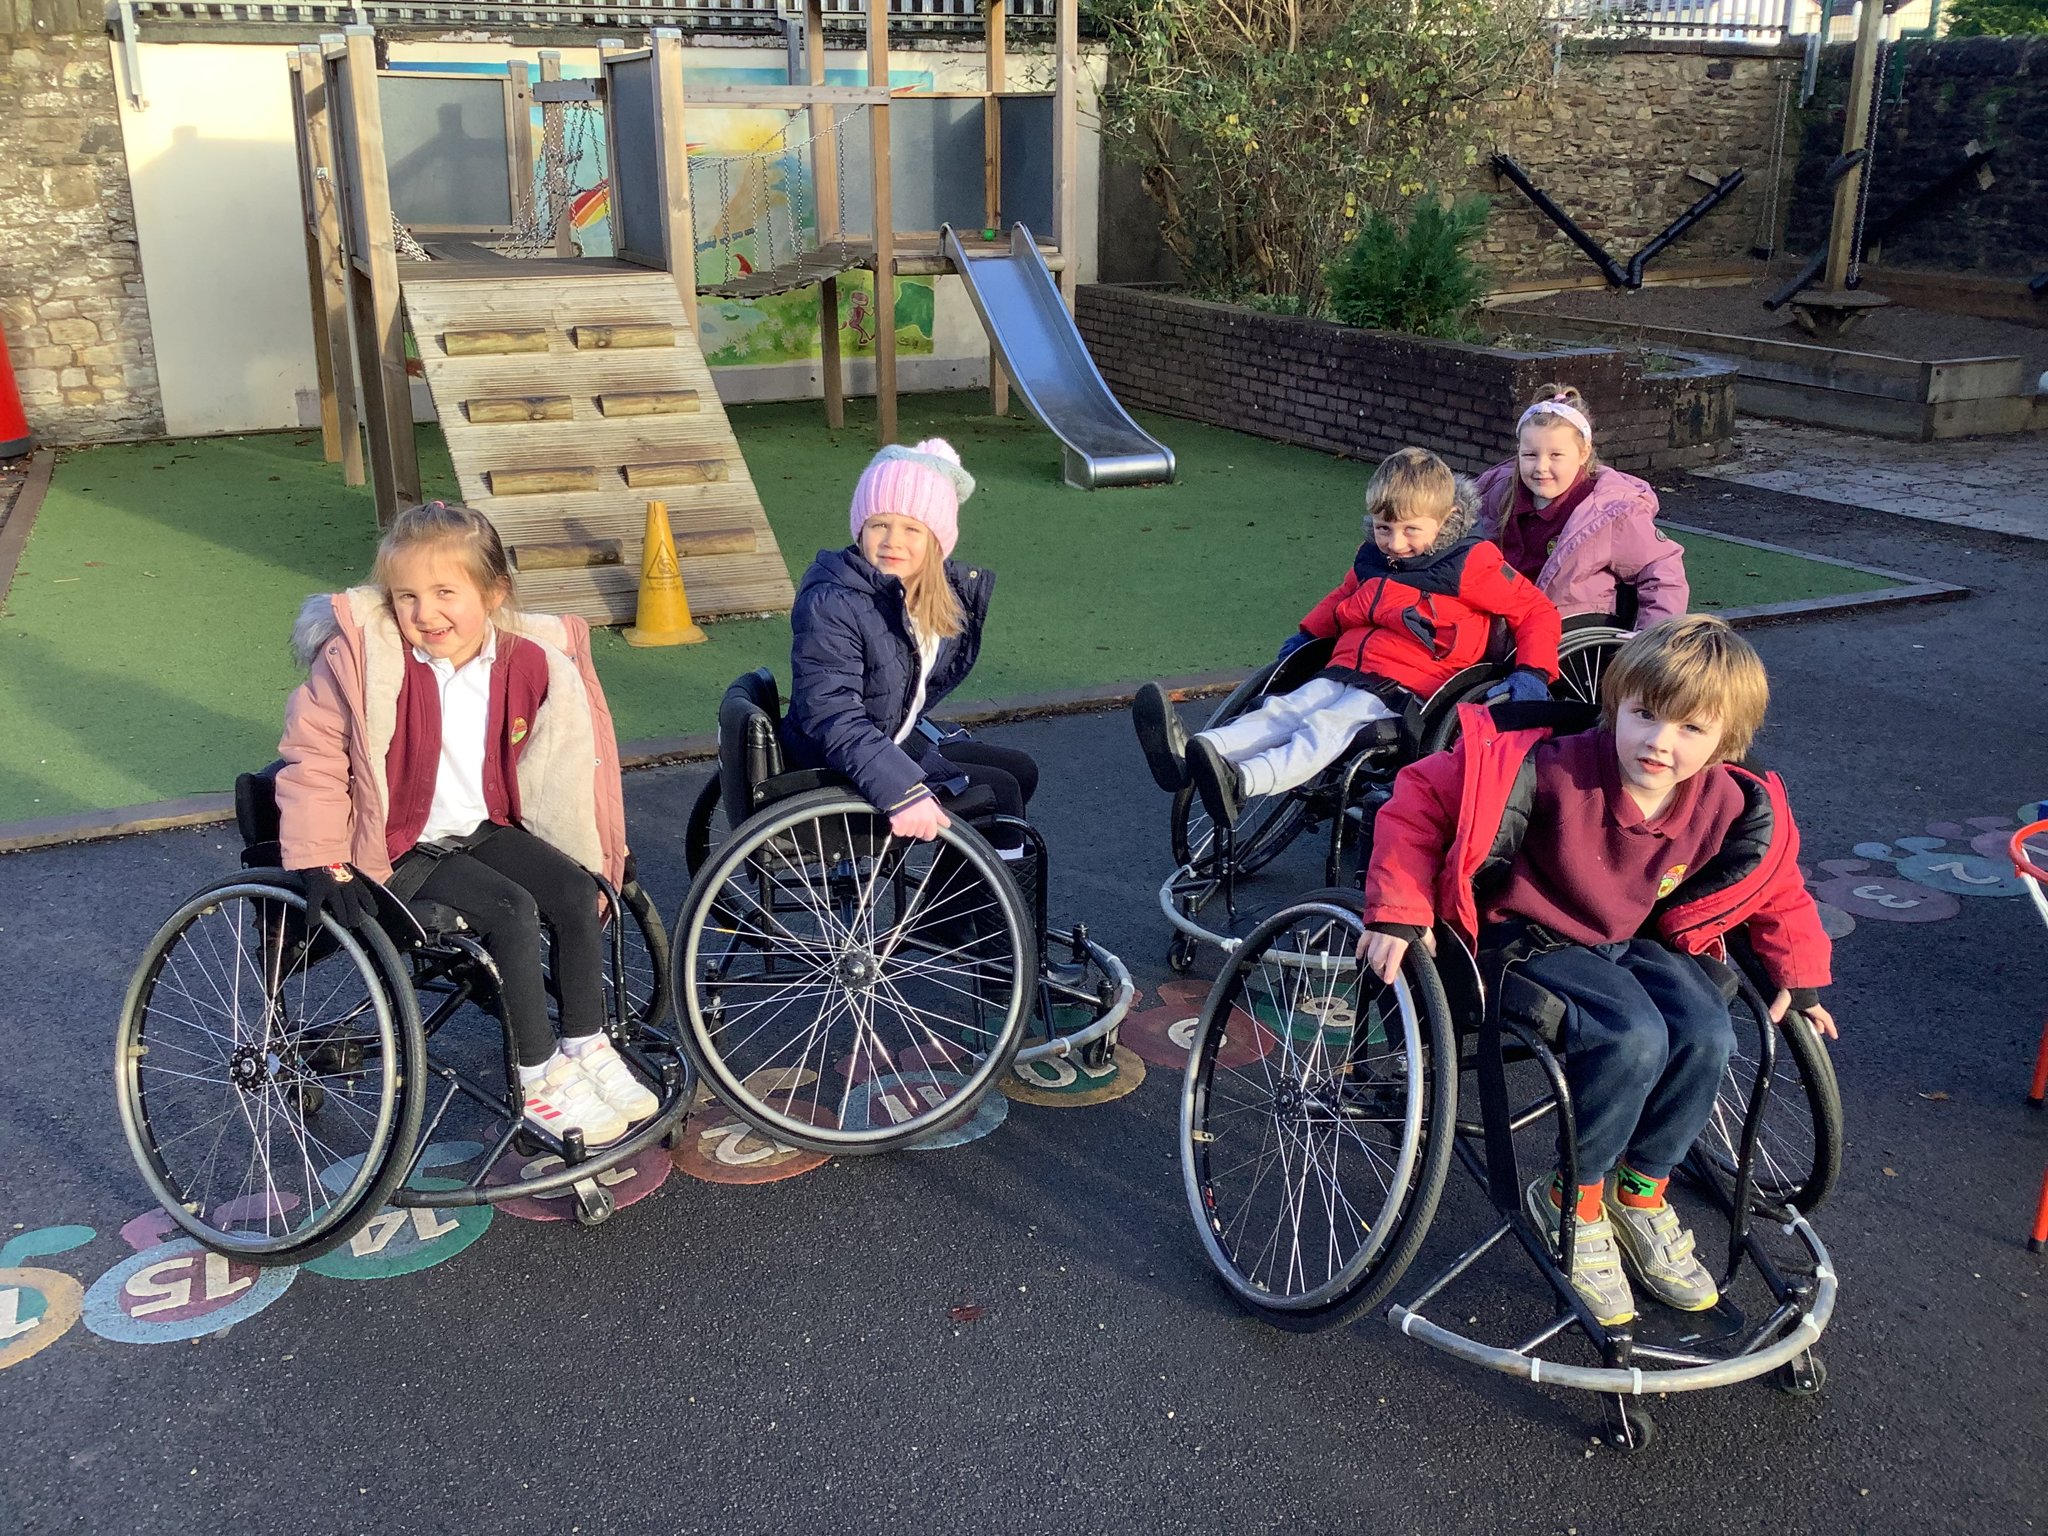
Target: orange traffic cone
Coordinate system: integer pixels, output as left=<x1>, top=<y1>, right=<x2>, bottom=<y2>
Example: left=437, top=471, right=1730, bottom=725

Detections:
left=624, top=499, right=708, bottom=647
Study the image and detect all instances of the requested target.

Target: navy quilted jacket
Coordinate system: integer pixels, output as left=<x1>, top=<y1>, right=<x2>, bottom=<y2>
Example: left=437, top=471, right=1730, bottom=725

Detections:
left=780, top=546, right=995, bottom=813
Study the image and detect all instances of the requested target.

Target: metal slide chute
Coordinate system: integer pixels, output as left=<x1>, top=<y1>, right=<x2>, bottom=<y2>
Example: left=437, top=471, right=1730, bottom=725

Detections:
left=942, top=223, right=1175, bottom=490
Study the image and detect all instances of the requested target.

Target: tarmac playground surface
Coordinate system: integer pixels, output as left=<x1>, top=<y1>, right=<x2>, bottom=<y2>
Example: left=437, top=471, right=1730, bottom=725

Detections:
left=0, top=474, right=2042, bottom=1534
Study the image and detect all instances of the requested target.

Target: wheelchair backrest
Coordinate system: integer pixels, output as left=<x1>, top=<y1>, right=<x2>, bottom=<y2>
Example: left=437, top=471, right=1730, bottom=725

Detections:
left=717, top=669, right=784, bottom=825
left=235, top=761, right=286, bottom=850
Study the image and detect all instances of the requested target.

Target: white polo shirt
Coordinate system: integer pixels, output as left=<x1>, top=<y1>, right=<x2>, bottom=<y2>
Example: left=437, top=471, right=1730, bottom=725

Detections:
left=415, top=627, right=497, bottom=844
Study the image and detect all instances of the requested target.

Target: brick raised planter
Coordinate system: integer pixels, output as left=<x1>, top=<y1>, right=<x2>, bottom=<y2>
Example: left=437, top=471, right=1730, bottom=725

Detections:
left=1076, top=286, right=1735, bottom=475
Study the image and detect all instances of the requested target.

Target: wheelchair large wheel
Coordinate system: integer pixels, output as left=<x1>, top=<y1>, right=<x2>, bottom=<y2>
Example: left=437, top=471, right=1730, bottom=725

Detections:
left=115, top=878, right=427, bottom=1264
left=613, top=880, right=672, bottom=1032
left=674, top=788, right=1036, bottom=1154
left=682, top=773, right=728, bottom=879
left=1417, top=621, right=1629, bottom=757
left=1694, top=998, right=1843, bottom=1214
left=1181, top=890, right=1457, bottom=1330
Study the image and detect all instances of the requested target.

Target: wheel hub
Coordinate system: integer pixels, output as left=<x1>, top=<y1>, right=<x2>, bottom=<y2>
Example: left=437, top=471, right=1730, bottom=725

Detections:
left=832, top=948, right=882, bottom=992
left=228, top=1043, right=283, bottom=1093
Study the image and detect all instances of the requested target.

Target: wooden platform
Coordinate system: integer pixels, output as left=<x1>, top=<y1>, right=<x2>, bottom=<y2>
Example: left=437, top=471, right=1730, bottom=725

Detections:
left=401, top=271, right=795, bottom=623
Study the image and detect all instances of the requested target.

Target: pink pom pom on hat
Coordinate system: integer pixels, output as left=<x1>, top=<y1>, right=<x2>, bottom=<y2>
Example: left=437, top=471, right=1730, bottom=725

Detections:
left=849, top=437, right=976, bottom=559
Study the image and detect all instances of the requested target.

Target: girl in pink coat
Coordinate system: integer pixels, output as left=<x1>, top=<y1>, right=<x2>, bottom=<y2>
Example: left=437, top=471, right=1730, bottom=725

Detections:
left=1472, top=383, right=1689, bottom=628
left=275, top=500, right=645, bottom=1149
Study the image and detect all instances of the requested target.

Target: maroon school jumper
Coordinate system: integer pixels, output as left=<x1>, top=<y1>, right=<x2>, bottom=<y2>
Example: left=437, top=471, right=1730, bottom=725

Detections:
left=1482, top=728, right=1746, bottom=946
left=1500, top=474, right=1594, bottom=586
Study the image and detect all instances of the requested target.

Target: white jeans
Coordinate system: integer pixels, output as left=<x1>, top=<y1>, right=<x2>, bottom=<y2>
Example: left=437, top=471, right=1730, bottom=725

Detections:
left=1194, top=676, right=1397, bottom=798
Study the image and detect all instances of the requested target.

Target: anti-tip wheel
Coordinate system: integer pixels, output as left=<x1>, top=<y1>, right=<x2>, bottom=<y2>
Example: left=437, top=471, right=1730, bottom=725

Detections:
left=1605, top=1398, right=1658, bottom=1455
left=573, top=1179, right=616, bottom=1227
left=1772, top=1350, right=1827, bottom=1397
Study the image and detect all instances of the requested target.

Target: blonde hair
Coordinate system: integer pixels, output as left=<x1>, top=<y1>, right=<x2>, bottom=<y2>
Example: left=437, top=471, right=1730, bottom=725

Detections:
left=899, top=531, right=963, bottom=639
left=1521, top=382, right=1603, bottom=473
left=372, top=500, right=518, bottom=619
left=1599, top=614, right=1769, bottom=762
left=1366, top=447, right=1457, bottom=526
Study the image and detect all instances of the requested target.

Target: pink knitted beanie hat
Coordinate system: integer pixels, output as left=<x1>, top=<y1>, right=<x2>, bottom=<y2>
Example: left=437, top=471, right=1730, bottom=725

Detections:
left=848, top=437, right=975, bottom=559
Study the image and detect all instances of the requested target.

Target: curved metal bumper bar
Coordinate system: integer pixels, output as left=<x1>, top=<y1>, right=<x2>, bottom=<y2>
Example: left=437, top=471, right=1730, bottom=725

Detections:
left=1013, top=932, right=1135, bottom=1063
left=1386, top=1215, right=1837, bottom=1395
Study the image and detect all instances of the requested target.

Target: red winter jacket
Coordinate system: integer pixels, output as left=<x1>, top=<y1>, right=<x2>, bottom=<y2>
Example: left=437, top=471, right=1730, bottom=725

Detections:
left=1362, top=703, right=1832, bottom=990
left=1299, top=506, right=1561, bottom=698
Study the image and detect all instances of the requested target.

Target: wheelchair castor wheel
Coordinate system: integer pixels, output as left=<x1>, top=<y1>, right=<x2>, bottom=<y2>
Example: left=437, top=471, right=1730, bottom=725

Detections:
left=292, top=1079, right=328, bottom=1118
left=1605, top=1397, right=1657, bottom=1455
left=513, top=1129, right=545, bottom=1158
left=1773, top=1350, right=1827, bottom=1397
left=572, top=1178, right=615, bottom=1227
left=1168, top=934, right=1198, bottom=975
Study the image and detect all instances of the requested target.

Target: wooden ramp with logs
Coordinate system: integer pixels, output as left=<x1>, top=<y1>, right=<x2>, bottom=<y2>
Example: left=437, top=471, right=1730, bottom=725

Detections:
left=401, top=269, right=794, bottom=624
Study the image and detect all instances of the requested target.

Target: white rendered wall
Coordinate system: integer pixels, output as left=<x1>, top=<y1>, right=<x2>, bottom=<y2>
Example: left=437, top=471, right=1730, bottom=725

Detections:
left=118, top=37, right=1102, bottom=435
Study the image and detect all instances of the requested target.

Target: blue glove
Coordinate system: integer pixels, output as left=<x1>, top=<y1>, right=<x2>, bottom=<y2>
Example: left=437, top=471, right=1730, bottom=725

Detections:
left=1276, top=630, right=1315, bottom=664
left=1486, top=667, right=1552, bottom=706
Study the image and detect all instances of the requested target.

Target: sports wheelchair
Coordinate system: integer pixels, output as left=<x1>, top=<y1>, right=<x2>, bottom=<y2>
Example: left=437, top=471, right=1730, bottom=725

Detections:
left=1160, top=613, right=1630, bottom=970
left=115, top=765, right=693, bottom=1262
left=1178, top=888, right=1843, bottom=1451
left=667, top=670, right=1134, bottom=1155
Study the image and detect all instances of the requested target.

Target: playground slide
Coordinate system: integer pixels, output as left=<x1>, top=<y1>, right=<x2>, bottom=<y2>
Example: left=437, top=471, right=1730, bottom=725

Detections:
left=942, top=224, right=1175, bottom=489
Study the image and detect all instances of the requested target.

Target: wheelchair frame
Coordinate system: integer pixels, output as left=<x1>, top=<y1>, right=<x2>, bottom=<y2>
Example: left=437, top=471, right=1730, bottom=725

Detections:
left=117, top=787, right=693, bottom=1262
left=666, top=672, right=1135, bottom=1155
left=1178, top=892, right=1840, bottom=1451
left=1158, top=618, right=1631, bottom=969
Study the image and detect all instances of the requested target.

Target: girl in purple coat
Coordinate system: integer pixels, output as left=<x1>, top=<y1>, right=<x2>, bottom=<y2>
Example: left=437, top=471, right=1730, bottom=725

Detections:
left=1472, top=384, right=1689, bottom=628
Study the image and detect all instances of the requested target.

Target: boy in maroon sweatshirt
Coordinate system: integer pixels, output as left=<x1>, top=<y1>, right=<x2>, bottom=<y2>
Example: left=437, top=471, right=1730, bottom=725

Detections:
left=1358, top=616, right=1836, bottom=1327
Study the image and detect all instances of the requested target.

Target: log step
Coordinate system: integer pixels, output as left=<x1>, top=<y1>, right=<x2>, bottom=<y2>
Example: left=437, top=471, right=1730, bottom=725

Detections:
left=443, top=327, right=550, bottom=356
left=624, top=459, right=730, bottom=488
left=672, top=528, right=759, bottom=558
left=573, top=322, right=676, bottom=351
left=487, top=466, right=601, bottom=496
left=513, top=539, right=625, bottom=572
left=597, top=389, right=700, bottom=417
left=466, top=395, right=573, bottom=424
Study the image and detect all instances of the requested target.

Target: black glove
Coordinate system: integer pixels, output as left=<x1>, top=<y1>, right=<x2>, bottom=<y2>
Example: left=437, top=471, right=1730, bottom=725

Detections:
left=622, top=851, right=640, bottom=889
left=299, top=865, right=377, bottom=931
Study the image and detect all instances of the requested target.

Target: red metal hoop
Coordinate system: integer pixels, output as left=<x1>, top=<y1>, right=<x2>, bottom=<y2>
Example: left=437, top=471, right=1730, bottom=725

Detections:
left=2010, top=820, right=2048, bottom=884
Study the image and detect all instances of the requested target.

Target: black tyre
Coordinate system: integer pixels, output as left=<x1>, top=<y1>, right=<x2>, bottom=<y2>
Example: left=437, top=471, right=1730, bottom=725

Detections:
left=1694, top=996, right=1843, bottom=1214
left=673, top=788, right=1036, bottom=1154
left=1181, top=890, right=1456, bottom=1330
left=682, top=773, right=728, bottom=878
left=613, top=879, right=673, bottom=1032
left=115, top=877, right=426, bottom=1264
left=1168, top=673, right=1311, bottom=873
left=1417, top=623, right=1628, bottom=758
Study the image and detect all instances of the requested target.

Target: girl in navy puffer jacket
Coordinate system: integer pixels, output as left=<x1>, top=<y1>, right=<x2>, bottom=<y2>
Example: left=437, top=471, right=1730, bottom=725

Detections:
left=781, top=437, right=1037, bottom=857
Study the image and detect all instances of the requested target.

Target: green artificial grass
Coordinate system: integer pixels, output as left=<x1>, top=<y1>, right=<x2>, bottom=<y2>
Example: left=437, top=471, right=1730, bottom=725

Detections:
left=0, top=394, right=1897, bottom=823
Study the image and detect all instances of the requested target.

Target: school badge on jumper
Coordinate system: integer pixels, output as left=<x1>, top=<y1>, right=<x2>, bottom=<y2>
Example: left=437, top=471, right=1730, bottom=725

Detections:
left=510, top=717, right=528, bottom=744
left=1657, top=863, right=1689, bottom=898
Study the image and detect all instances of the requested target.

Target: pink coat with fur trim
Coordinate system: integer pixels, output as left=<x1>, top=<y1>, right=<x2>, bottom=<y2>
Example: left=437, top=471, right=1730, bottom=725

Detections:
left=275, top=588, right=629, bottom=885
left=1472, top=462, right=1689, bottom=626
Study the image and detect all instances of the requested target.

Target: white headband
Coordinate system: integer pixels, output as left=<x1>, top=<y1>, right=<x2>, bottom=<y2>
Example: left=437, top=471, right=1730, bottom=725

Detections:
left=1518, top=398, right=1592, bottom=443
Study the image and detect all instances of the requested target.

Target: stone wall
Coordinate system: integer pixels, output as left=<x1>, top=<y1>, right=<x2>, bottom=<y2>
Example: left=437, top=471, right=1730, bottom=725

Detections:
left=1787, top=37, right=2048, bottom=277
left=0, top=6, right=163, bottom=445
left=1100, top=39, right=1803, bottom=288
left=1477, top=40, right=1801, bottom=282
left=1076, top=285, right=1735, bottom=475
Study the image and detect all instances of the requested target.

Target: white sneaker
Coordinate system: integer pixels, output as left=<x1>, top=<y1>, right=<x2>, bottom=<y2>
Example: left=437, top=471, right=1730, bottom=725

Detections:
left=522, top=1055, right=629, bottom=1146
left=570, top=1038, right=659, bottom=1123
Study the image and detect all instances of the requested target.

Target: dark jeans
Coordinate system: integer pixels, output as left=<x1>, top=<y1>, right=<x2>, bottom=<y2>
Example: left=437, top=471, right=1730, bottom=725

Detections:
left=1514, top=939, right=1735, bottom=1184
left=397, top=823, right=604, bottom=1067
left=932, top=740, right=1037, bottom=852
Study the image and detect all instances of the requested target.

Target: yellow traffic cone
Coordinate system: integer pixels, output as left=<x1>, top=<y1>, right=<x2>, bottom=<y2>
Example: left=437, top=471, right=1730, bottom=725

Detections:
left=624, top=499, right=709, bottom=646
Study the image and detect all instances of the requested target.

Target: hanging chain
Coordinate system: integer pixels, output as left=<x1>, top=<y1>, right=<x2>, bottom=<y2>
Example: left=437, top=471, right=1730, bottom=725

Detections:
left=1847, top=34, right=1889, bottom=287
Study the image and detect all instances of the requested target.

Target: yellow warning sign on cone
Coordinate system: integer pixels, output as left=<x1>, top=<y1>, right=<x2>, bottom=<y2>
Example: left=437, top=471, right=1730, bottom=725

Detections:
left=624, top=499, right=709, bottom=647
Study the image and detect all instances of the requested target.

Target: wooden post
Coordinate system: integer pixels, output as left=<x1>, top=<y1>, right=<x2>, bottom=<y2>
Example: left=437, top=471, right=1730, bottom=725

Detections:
left=984, top=0, right=1009, bottom=416
left=293, top=46, right=364, bottom=486
left=507, top=60, right=536, bottom=236
left=538, top=51, right=575, bottom=256
left=867, top=0, right=896, bottom=443
left=1052, top=0, right=1079, bottom=311
left=341, top=26, right=419, bottom=523
left=652, top=30, right=699, bottom=331
left=1823, top=0, right=1886, bottom=294
left=805, top=0, right=845, bottom=429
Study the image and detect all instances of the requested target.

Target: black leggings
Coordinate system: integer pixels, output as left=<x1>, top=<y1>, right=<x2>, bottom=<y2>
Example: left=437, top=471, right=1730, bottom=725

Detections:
left=397, top=824, right=604, bottom=1067
left=932, top=740, right=1037, bottom=851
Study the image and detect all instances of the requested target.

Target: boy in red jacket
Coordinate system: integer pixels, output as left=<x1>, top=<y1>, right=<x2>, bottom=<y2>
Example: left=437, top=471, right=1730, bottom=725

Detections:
left=1134, top=447, right=1561, bottom=828
left=1358, top=616, right=1837, bottom=1327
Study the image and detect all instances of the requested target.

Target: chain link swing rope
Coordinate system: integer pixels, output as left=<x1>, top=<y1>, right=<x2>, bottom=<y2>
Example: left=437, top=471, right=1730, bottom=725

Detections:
left=1847, top=32, right=1891, bottom=290
left=1755, top=70, right=1791, bottom=258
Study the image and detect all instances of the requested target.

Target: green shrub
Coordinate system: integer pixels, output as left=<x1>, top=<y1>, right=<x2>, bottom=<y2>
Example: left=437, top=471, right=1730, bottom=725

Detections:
left=1325, top=194, right=1492, bottom=340
left=1944, top=0, right=2048, bottom=34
